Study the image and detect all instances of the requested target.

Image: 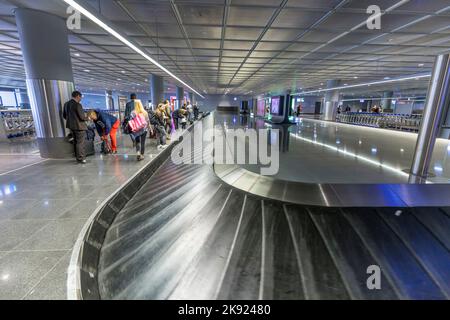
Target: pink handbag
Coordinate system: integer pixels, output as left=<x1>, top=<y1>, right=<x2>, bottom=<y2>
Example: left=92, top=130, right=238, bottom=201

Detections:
left=128, top=113, right=148, bottom=133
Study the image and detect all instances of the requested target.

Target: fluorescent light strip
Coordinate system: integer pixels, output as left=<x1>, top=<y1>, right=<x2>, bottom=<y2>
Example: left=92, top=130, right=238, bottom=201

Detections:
left=63, top=0, right=204, bottom=98
left=293, top=74, right=431, bottom=96
left=290, top=133, right=412, bottom=179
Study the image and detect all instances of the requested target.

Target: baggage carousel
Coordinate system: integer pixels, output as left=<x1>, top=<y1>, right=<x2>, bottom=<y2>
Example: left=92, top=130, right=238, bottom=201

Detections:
left=71, top=114, right=450, bottom=300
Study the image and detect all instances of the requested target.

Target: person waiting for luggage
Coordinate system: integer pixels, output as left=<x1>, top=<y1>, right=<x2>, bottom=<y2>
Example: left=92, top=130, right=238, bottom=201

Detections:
left=186, top=101, right=194, bottom=123
left=172, top=108, right=180, bottom=130
left=371, top=105, right=381, bottom=114
left=180, top=109, right=188, bottom=130
left=125, top=93, right=137, bottom=119
left=129, top=100, right=150, bottom=161
left=193, top=103, right=199, bottom=120
left=87, top=110, right=120, bottom=154
left=163, top=100, right=173, bottom=137
left=155, top=104, right=168, bottom=150
left=124, top=93, right=137, bottom=145
left=63, top=91, right=89, bottom=164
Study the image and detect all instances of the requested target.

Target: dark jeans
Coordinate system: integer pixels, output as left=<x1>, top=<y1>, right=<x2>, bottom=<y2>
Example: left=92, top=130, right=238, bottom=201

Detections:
left=173, top=117, right=179, bottom=130
left=135, top=131, right=147, bottom=155
left=72, top=130, right=86, bottom=161
left=156, top=125, right=167, bottom=146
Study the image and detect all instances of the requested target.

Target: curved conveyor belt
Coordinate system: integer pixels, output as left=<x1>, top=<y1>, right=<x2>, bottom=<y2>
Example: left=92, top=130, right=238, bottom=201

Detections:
left=95, top=116, right=450, bottom=300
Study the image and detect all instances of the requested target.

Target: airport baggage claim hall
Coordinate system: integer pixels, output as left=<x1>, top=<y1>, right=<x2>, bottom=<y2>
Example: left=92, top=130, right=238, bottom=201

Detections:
left=0, top=0, right=449, bottom=302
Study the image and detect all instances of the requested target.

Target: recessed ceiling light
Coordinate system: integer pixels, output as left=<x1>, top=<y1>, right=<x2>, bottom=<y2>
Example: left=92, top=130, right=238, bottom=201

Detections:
left=74, top=53, right=81, bottom=57
left=84, top=69, right=90, bottom=72
left=354, top=76, right=358, bottom=79
left=418, top=63, right=424, bottom=67
left=384, top=77, right=391, bottom=80
left=121, top=70, right=126, bottom=74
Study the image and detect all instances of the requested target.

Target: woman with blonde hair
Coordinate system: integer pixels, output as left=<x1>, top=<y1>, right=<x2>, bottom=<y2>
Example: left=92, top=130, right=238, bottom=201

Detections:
left=130, top=99, right=150, bottom=161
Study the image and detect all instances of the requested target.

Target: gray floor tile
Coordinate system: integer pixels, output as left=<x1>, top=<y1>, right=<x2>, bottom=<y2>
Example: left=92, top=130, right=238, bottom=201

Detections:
left=59, top=198, right=104, bottom=219
left=6, top=199, right=80, bottom=220
left=0, top=199, right=37, bottom=220
left=0, top=220, right=51, bottom=251
left=0, top=250, right=66, bottom=300
left=15, top=219, right=87, bottom=251
left=23, top=251, right=71, bottom=300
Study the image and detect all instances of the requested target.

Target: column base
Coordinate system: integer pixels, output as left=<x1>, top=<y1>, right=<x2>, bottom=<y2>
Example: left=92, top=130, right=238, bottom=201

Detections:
left=37, top=137, right=95, bottom=159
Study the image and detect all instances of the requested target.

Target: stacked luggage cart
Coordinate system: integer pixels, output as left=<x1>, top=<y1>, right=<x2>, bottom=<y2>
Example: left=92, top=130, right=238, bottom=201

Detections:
left=336, top=112, right=422, bottom=132
left=0, top=110, right=35, bottom=141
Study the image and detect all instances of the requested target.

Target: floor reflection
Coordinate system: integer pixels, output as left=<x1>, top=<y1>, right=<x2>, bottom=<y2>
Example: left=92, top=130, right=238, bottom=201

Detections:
left=214, top=113, right=450, bottom=184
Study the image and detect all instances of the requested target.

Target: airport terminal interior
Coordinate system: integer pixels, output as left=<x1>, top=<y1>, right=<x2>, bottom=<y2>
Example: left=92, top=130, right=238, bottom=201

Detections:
left=0, top=0, right=449, bottom=300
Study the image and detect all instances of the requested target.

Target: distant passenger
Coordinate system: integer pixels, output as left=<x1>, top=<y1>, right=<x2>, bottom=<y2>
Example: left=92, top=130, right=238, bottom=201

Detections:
left=125, top=93, right=137, bottom=119
left=186, top=101, right=193, bottom=123
left=155, top=104, right=168, bottom=149
left=296, top=104, right=303, bottom=117
left=163, top=100, right=173, bottom=136
left=345, top=106, right=351, bottom=112
left=124, top=94, right=137, bottom=145
left=193, top=103, right=200, bottom=120
left=87, top=110, right=120, bottom=154
left=63, top=91, right=89, bottom=164
left=371, top=105, right=381, bottom=114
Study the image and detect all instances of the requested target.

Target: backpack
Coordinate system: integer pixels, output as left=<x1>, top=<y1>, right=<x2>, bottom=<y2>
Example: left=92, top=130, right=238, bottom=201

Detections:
left=122, top=117, right=132, bottom=134
left=148, top=110, right=160, bottom=126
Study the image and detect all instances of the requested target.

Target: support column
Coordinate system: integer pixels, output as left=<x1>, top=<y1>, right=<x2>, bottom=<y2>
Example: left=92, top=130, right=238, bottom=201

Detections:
left=177, top=86, right=185, bottom=110
left=324, top=80, right=341, bottom=121
left=150, top=74, right=164, bottom=108
left=409, top=54, right=450, bottom=181
left=382, top=91, right=394, bottom=111
left=15, top=8, right=75, bottom=158
left=105, top=90, right=114, bottom=110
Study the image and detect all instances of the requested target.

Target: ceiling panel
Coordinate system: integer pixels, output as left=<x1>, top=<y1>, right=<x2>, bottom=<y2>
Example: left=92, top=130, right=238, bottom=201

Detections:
left=0, top=0, right=448, bottom=96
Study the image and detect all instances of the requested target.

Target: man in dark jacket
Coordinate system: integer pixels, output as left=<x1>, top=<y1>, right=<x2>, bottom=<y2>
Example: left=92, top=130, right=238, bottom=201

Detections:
left=124, top=93, right=137, bottom=119
left=124, top=93, right=137, bottom=145
left=63, top=91, right=88, bottom=163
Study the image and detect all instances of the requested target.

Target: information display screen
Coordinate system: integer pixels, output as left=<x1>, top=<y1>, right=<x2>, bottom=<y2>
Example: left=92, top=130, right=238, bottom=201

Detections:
left=271, top=96, right=281, bottom=115
left=257, top=99, right=266, bottom=116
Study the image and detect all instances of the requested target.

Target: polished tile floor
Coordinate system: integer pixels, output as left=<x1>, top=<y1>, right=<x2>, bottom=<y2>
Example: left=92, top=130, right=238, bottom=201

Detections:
left=221, top=115, right=450, bottom=184
left=0, top=134, right=169, bottom=300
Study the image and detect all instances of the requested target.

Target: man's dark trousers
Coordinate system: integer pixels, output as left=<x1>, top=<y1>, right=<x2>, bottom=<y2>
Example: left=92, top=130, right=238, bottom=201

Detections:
left=72, top=130, right=86, bottom=161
